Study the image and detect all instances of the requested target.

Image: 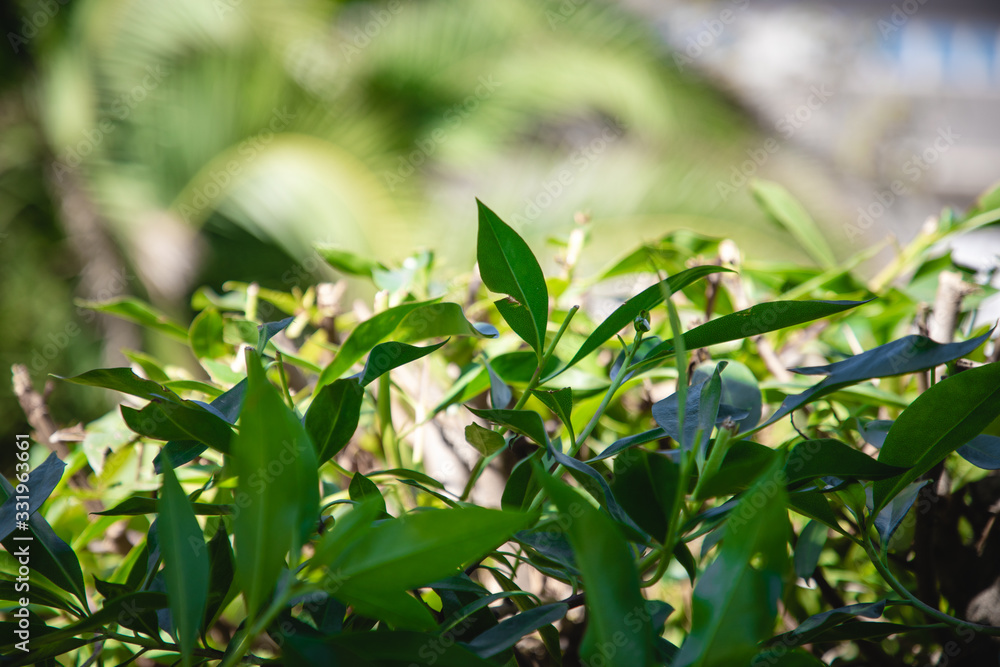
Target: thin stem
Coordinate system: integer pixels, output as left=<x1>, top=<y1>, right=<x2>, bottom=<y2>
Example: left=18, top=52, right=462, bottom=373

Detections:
left=101, top=631, right=234, bottom=661
left=275, top=350, right=294, bottom=409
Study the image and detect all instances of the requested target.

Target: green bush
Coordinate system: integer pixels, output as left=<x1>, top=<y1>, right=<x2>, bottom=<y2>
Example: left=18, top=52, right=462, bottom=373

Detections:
left=4, top=180, right=1000, bottom=665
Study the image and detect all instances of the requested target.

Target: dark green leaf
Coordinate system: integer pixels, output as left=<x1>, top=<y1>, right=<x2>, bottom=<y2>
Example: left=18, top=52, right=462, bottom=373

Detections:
left=467, top=407, right=549, bottom=446
left=56, top=367, right=181, bottom=403
left=0, top=452, right=64, bottom=541
left=652, top=377, right=748, bottom=452
left=546, top=440, right=642, bottom=534
left=287, top=630, right=495, bottom=666
left=465, top=423, right=506, bottom=457
left=0, top=575, right=80, bottom=615
left=549, top=266, right=732, bottom=380
left=784, top=439, right=907, bottom=488
left=532, top=388, right=573, bottom=440
left=611, top=448, right=678, bottom=542
left=633, top=300, right=869, bottom=376
left=158, top=463, right=210, bottom=666
left=256, top=316, right=295, bottom=354
left=693, top=440, right=776, bottom=500
left=484, top=357, right=512, bottom=409
left=26, top=592, right=169, bottom=645
left=765, top=330, right=992, bottom=430
left=233, top=349, right=320, bottom=616
left=502, top=451, right=543, bottom=511
left=94, top=496, right=232, bottom=516
left=305, top=378, right=364, bottom=464
left=691, top=360, right=762, bottom=433
left=793, top=520, right=828, bottom=581
left=787, top=491, right=849, bottom=538
left=587, top=428, right=666, bottom=463
left=477, top=200, right=548, bottom=355
left=769, top=600, right=886, bottom=647
left=464, top=603, right=568, bottom=658
left=873, top=361, right=1000, bottom=513
left=357, top=340, right=447, bottom=386
left=535, top=466, right=653, bottom=666
left=153, top=440, right=206, bottom=474
left=204, top=523, right=236, bottom=628
left=874, top=480, right=927, bottom=547
left=957, top=434, right=1000, bottom=470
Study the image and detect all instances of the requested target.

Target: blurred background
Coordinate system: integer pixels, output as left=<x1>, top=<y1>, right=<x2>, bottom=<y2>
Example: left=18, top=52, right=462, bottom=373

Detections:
left=2, top=0, right=999, bottom=446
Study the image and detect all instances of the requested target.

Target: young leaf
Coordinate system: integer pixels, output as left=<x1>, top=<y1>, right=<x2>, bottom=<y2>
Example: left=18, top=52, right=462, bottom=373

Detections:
left=356, top=340, right=447, bottom=386
left=233, top=349, right=320, bottom=616
left=476, top=200, right=548, bottom=356
left=348, top=473, right=387, bottom=515
left=159, top=464, right=210, bottom=666
left=691, top=360, right=762, bottom=433
left=484, top=357, right=512, bottom=409
left=76, top=296, right=189, bottom=341
left=467, top=407, right=549, bottom=446
left=316, top=245, right=384, bottom=277
left=872, top=362, right=1000, bottom=514
left=793, top=520, right=828, bottom=581
left=305, top=378, right=364, bottom=464
left=751, top=180, right=837, bottom=269
left=465, top=423, right=506, bottom=456
left=651, top=376, right=748, bottom=451
left=531, top=388, right=573, bottom=440
left=535, top=466, right=654, bottom=666
left=189, top=307, right=228, bottom=359
left=873, top=480, right=928, bottom=547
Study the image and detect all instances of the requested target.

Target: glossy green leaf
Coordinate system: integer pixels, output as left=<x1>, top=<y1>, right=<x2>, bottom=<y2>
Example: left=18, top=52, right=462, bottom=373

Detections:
left=787, top=491, right=849, bottom=538
left=652, top=376, right=748, bottom=452
left=348, top=473, right=386, bottom=515
left=674, top=460, right=789, bottom=667
left=76, top=296, right=189, bottom=340
left=634, top=300, right=868, bottom=375
left=337, top=586, right=438, bottom=631
left=357, top=340, right=447, bottom=386
left=256, top=316, right=295, bottom=355
left=310, top=499, right=382, bottom=569
left=159, top=464, right=210, bottom=666
left=395, top=302, right=498, bottom=342
left=56, top=367, right=182, bottom=402
left=122, top=399, right=233, bottom=452
left=477, top=200, right=548, bottom=355
left=465, top=423, right=506, bottom=456
left=549, top=265, right=731, bottom=380
left=329, top=506, right=535, bottom=594
left=204, top=522, right=236, bottom=628
left=501, top=451, right=543, bottom=511
left=784, top=439, right=906, bottom=488
left=874, top=480, right=928, bottom=547
left=765, top=330, right=992, bottom=430
left=536, top=466, right=653, bottom=666
left=691, top=360, right=762, bottom=433
left=189, top=307, right=228, bottom=359
left=0, top=575, right=80, bottom=615
left=587, top=428, right=666, bottom=463
left=0, top=452, right=64, bottom=541
left=751, top=180, right=837, bottom=269
left=22, top=592, right=168, bottom=645
left=531, top=388, right=574, bottom=440
left=484, top=357, right=512, bottom=409
left=873, top=362, right=1000, bottom=514
left=546, top=440, right=641, bottom=533
left=793, top=520, right=828, bottom=581
left=769, top=600, right=886, bottom=647
left=611, top=448, right=678, bottom=542
left=233, top=349, right=320, bottom=616
left=464, top=602, right=568, bottom=658
left=467, top=407, right=549, bottom=446
left=305, top=378, right=363, bottom=464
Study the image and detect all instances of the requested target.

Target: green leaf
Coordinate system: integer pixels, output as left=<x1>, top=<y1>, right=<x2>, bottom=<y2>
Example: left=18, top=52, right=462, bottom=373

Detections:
left=587, top=428, right=666, bottom=463
left=549, top=265, right=731, bottom=380
left=57, top=367, right=182, bottom=402
left=465, top=423, right=506, bottom=456
left=94, top=496, right=232, bottom=516
left=535, top=466, right=653, bottom=666
left=674, top=460, right=789, bottom=667
left=189, top=307, right=228, bottom=359
left=546, top=440, right=641, bottom=533
left=610, top=448, right=678, bottom=542
left=873, top=362, right=1000, bottom=514
left=0, top=476, right=87, bottom=611
left=787, top=491, right=849, bottom=538
left=874, top=480, right=928, bottom=547
left=204, top=523, right=236, bottom=628
left=694, top=440, right=776, bottom=500
left=765, top=330, right=992, bottom=430
left=501, top=451, right=543, bottom=511
left=256, top=316, right=295, bottom=355
left=957, top=434, right=1000, bottom=470
left=233, top=349, right=320, bottom=616
left=784, top=439, right=907, bottom=488
left=634, top=300, right=869, bottom=376
left=793, top=520, right=828, bottom=581
left=348, top=473, right=386, bottom=515
left=305, top=379, right=364, bottom=464
left=329, top=506, right=535, bottom=594
left=691, top=360, right=762, bottom=433
left=395, top=302, right=498, bottom=342
left=357, top=340, right=447, bottom=386
left=769, top=601, right=886, bottom=647
left=0, top=452, right=64, bottom=541
left=464, top=603, right=568, bottom=658
left=531, top=388, right=574, bottom=440
left=484, top=357, right=512, bottom=409
left=652, top=376, right=748, bottom=451
left=76, top=296, right=189, bottom=341
left=467, top=407, right=549, bottom=446
left=316, top=245, right=383, bottom=277
left=477, top=200, right=548, bottom=356
left=309, top=499, right=382, bottom=569
left=751, top=180, right=837, bottom=269
left=159, top=464, right=210, bottom=666
left=0, top=575, right=80, bottom=615
left=286, top=630, right=495, bottom=666
left=121, top=400, right=233, bottom=453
